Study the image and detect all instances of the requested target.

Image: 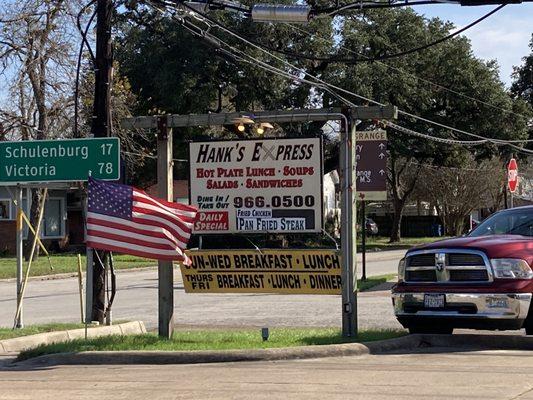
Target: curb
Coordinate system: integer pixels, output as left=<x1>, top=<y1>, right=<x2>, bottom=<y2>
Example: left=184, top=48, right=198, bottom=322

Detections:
left=16, top=333, right=533, bottom=367
left=356, top=249, right=406, bottom=262
left=0, top=321, right=146, bottom=353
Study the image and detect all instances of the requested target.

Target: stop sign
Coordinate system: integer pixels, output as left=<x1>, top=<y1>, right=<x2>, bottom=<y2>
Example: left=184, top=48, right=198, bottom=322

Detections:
left=508, top=158, right=519, bottom=193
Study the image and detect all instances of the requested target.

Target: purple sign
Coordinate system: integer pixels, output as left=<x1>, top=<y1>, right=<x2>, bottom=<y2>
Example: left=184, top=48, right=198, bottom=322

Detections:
left=355, top=130, right=387, bottom=201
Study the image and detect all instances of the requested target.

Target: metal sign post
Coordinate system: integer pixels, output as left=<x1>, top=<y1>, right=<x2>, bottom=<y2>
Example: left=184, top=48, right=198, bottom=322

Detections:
left=340, top=112, right=357, bottom=337
left=15, top=186, right=23, bottom=328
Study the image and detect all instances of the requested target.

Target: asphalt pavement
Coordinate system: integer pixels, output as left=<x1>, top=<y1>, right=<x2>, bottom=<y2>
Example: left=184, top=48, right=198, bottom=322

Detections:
left=2, top=348, right=533, bottom=399
left=0, top=250, right=404, bottom=330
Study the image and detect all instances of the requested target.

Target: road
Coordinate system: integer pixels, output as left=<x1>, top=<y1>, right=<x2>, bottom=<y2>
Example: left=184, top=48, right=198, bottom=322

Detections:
left=0, top=250, right=405, bottom=330
left=2, top=348, right=533, bottom=399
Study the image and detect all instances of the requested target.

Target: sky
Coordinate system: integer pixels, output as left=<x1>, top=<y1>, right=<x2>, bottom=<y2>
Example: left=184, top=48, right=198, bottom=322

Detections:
left=410, top=3, right=533, bottom=87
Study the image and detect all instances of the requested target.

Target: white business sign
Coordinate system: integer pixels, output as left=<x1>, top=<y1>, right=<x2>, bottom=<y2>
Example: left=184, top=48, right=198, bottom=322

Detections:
left=189, top=137, right=323, bottom=234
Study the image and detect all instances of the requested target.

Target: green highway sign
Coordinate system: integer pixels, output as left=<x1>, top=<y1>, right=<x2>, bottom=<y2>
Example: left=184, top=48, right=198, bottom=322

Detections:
left=0, top=137, right=120, bottom=184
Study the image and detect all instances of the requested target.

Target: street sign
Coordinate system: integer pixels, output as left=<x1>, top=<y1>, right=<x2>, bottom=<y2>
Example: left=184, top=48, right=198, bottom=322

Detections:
left=0, top=138, right=120, bottom=184
left=356, top=130, right=388, bottom=201
left=179, top=249, right=341, bottom=295
left=189, top=137, right=323, bottom=234
left=508, top=158, right=519, bottom=193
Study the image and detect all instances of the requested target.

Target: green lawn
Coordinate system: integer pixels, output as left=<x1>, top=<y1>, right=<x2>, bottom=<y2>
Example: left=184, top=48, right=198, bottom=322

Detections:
left=17, top=328, right=406, bottom=361
left=0, top=323, right=85, bottom=340
left=362, top=236, right=450, bottom=252
left=0, top=254, right=155, bottom=279
left=358, top=274, right=396, bottom=291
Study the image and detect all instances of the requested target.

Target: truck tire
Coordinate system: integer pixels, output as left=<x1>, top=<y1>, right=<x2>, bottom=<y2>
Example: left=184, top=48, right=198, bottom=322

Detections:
left=525, top=302, right=533, bottom=336
left=408, top=325, right=453, bottom=335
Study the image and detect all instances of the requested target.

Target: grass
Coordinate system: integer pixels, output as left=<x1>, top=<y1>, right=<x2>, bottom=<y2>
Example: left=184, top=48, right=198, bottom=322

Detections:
left=358, top=274, right=396, bottom=292
left=362, top=236, right=451, bottom=252
left=17, top=328, right=406, bottom=361
left=0, top=322, right=86, bottom=340
left=0, top=254, right=155, bottom=279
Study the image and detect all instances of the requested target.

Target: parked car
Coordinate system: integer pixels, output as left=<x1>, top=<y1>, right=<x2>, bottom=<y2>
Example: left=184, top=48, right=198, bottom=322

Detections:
left=365, top=218, right=378, bottom=236
left=357, top=218, right=379, bottom=236
left=392, top=206, right=533, bottom=335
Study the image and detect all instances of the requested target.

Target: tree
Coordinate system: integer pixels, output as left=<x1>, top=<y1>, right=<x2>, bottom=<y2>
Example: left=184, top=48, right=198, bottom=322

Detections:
left=328, top=9, right=530, bottom=241
left=512, top=35, right=533, bottom=108
left=418, top=157, right=505, bottom=236
left=0, top=0, right=82, bottom=259
left=114, top=5, right=530, bottom=241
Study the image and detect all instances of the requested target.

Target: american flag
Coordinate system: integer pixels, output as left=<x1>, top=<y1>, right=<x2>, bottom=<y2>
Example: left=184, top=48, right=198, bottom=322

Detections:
left=86, top=177, right=198, bottom=265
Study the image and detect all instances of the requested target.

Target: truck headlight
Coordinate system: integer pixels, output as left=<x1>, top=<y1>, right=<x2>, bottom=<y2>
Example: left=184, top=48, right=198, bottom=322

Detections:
left=491, top=259, right=533, bottom=279
left=398, top=258, right=406, bottom=282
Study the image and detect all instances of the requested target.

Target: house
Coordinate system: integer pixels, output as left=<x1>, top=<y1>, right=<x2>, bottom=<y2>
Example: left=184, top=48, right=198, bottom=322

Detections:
left=145, top=180, right=189, bottom=204
left=0, top=186, right=85, bottom=255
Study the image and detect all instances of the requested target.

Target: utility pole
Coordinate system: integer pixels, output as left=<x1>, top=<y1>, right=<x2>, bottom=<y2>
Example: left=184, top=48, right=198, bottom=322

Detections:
left=340, top=109, right=357, bottom=337
left=88, top=0, right=114, bottom=324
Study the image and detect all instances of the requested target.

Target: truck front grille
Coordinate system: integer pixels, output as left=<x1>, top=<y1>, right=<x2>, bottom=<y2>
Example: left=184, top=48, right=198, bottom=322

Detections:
left=406, top=270, right=437, bottom=282
left=405, top=250, right=492, bottom=283
left=448, top=269, right=489, bottom=281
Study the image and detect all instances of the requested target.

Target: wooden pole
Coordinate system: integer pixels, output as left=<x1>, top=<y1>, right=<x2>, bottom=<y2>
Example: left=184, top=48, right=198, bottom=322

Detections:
left=90, top=0, right=114, bottom=324
left=157, top=116, right=174, bottom=339
left=14, top=188, right=48, bottom=327
left=77, top=254, right=85, bottom=324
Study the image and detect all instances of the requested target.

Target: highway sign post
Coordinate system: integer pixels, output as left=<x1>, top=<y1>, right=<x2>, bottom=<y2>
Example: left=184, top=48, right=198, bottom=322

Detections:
left=0, top=137, right=120, bottom=184
left=508, top=158, right=518, bottom=208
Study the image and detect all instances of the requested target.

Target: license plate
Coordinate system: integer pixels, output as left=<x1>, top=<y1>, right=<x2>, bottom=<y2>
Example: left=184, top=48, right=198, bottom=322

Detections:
left=424, top=294, right=445, bottom=309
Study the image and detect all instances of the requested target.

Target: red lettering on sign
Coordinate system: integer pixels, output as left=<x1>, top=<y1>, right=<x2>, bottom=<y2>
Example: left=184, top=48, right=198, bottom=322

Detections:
left=195, top=212, right=229, bottom=231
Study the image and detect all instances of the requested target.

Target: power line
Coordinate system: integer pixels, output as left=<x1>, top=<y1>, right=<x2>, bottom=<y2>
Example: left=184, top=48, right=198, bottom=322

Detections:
left=315, top=1, right=444, bottom=16
left=193, top=4, right=506, bottom=65
left=177, top=16, right=524, bottom=151
left=176, top=3, right=533, bottom=149
left=285, top=23, right=532, bottom=121
left=152, top=1, right=533, bottom=155
left=385, top=121, right=489, bottom=145
left=74, top=1, right=98, bottom=137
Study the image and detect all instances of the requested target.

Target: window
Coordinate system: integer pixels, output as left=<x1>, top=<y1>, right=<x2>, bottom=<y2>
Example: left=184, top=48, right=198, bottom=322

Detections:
left=43, top=199, right=65, bottom=238
left=0, top=200, right=11, bottom=220
left=19, top=195, right=65, bottom=239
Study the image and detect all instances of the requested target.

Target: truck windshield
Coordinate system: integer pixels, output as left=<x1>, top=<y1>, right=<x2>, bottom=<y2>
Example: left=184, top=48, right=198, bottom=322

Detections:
left=469, top=208, right=533, bottom=237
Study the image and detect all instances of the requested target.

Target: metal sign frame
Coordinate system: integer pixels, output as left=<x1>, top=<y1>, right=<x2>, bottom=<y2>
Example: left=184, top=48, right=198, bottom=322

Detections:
left=120, top=106, right=398, bottom=338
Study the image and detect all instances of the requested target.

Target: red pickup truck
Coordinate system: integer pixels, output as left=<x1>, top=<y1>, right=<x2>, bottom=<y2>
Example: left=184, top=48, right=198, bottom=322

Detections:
left=392, top=206, right=533, bottom=335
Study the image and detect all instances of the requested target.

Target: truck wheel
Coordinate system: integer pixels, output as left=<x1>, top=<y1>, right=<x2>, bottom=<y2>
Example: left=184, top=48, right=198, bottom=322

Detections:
left=525, top=302, right=533, bottom=336
left=526, top=325, right=533, bottom=336
left=408, top=325, right=453, bottom=335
